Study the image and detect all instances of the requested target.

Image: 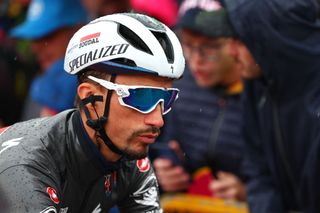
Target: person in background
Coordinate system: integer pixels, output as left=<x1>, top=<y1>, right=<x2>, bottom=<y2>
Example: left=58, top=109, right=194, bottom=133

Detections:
left=222, top=0, right=320, bottom=212
left=10, top=0, right=87, bottom=119
left=82, top=0, right=130, bottom=19
left=0, top=0, right=37, bottom=126
left=153, top=0, right=247, bottom=201
left=0, top=12, right=185, bottom=212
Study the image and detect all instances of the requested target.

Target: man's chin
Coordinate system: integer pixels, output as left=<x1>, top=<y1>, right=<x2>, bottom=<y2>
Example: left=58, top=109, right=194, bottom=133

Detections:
left=125, top=152, right=148, bottom=160
left=122, top=147, right=149, bottom=160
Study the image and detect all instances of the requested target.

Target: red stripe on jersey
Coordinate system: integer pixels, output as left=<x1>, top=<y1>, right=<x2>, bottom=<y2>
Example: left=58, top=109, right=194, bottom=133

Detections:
left=0, top=126, right=10, bottom=136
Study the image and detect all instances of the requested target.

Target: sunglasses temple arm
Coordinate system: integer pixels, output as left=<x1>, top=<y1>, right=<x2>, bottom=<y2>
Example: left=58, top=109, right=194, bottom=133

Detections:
left=88, top=75, right=118, bottom=90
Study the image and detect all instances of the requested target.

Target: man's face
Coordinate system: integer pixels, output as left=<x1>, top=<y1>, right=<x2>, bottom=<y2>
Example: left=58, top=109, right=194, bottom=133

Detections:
left=180, top=29, right=239, bottom=88
left=31, top=29, right=72, bottom=70
left=104, top=74, right=173, bottom=159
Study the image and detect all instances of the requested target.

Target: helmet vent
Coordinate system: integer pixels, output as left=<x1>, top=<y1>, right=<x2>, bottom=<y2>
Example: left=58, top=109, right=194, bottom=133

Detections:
left=118, top=24, right=153, bottom=55
left=110, top=58, right=137, bottom=67
left=152, top=31, right=174, bottom=63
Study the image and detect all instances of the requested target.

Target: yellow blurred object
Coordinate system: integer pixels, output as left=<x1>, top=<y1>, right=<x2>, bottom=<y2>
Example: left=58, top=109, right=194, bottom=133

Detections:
left=161, top=193, right=248, bottom=213
left=8, top=2, right=23, bottom=17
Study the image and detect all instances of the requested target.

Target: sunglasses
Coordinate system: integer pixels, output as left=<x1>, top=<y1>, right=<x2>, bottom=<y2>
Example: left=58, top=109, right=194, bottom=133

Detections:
left=88, top=76, right=179, bottom=115
left=180, top=38, right=228, bottom=61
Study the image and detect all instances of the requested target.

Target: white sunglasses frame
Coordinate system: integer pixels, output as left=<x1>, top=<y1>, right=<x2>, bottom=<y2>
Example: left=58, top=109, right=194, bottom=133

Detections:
left=87, top=75, right=179, bottom=114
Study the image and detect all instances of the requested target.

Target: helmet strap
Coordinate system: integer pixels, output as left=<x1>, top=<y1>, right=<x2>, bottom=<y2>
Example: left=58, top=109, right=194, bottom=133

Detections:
left=80, top=73, right=124, bottom=156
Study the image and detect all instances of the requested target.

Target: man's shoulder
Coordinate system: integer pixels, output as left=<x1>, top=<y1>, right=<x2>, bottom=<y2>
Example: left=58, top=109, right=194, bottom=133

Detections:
left=0, top=110, right=76, bottom=173
left=0, top=118, right=46, bottom=156
left=0, top=110, right=71, bottom=144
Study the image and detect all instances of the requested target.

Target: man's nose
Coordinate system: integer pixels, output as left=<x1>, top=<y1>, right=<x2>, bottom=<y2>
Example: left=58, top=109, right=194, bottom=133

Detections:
left=144, top=104, right=164, bottom=128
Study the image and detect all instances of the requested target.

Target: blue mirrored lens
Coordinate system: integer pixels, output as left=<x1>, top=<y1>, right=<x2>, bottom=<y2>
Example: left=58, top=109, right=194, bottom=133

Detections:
left=122, top=88, right=178, bottom=113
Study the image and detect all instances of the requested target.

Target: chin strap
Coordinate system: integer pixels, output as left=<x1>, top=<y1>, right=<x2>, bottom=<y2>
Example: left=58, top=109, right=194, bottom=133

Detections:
left=81, top=74, right=124, bottom=156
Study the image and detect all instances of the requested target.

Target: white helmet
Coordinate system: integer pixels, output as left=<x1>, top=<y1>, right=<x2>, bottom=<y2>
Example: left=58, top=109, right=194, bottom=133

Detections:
left=64, top=13, right=185, bottom=79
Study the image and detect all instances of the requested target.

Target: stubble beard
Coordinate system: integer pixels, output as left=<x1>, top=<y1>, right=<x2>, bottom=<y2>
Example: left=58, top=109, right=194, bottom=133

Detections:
left=121, top=126, right=160, bottom=160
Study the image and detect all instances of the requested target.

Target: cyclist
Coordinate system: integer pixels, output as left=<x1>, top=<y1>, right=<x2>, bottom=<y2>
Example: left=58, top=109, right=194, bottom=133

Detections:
left=0, top=13, right=185, bottom=213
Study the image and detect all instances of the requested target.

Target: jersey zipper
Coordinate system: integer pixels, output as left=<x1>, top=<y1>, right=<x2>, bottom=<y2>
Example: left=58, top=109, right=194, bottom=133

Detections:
left=207, top=98, right=226, bottom=178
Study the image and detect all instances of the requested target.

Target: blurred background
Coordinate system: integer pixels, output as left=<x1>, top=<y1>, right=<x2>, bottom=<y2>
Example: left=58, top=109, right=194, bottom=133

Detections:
left=0, top=0, right=182, bottom=127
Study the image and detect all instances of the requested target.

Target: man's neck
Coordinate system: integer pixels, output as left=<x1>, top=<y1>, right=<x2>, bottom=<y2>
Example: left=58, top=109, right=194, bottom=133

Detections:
left=80, top=111, right=122, bottom=162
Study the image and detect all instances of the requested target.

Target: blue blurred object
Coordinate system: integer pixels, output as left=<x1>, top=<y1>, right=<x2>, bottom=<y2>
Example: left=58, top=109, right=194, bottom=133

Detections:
left=10, top=0, right=87, bottom=39
left=108, top=206, right=119, bottom=213
left=30, top=59, right=77, bottom=111
left=150, top=143, right=181, bottom=165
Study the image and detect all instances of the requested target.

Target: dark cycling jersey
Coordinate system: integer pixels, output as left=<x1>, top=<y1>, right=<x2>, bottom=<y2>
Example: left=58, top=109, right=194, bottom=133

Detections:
left=0, top=110, right=161, bottom=213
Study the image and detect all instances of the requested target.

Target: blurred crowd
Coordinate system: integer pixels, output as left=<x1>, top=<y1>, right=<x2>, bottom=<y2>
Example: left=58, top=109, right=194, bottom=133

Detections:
left=0, top=0, right=181, bottom=126
left=1, top=0, right=320, bottom=212
left=1, top=1, right=246, bottom=206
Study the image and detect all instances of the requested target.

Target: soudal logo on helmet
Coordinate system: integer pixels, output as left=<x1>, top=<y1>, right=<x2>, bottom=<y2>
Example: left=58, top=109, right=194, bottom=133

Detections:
left=79, top=32, right=101, bottom=48
left=67, top=43, right=79, bottom=54
left=69, top=43, right=130, bottom=72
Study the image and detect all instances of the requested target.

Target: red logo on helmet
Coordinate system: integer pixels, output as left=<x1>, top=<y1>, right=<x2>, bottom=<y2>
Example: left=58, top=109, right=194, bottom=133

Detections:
left=80, top=32, right=101, bottom=42
left=46, top=187, right=59, bottom=204
left=137, top=157, right=150, bottom=172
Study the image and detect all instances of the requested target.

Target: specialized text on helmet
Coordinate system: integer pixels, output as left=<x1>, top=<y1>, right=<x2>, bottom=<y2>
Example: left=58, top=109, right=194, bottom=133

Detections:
left=69, top=43, right=130, bottom=72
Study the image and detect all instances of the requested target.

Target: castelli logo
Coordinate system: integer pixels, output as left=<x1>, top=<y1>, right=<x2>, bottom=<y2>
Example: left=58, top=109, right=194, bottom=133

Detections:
left=46, top=187, right=59, bottom=204
left=137, top=157, right=150, bottom=172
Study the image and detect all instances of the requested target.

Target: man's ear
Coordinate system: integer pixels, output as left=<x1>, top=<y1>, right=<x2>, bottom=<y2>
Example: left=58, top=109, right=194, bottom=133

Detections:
left=77, top=82, right=100, bottom=109
left=78, top=82, right=94, bottom=99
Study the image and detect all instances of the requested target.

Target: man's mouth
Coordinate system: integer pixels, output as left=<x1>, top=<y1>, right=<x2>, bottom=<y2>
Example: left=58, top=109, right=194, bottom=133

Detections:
left=137, top=134, right=159, bottom=144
